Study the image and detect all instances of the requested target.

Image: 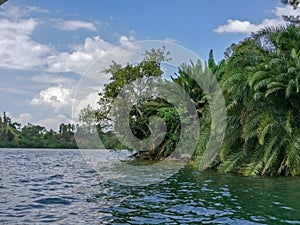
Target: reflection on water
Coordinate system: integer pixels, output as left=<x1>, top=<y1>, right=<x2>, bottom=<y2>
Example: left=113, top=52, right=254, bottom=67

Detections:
left=80, top=149, right=186, bottom=186
left=0, top=148, right=300, bottom=224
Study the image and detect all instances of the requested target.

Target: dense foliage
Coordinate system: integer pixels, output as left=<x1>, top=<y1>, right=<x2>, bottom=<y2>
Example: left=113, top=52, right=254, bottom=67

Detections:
left=0, top=114, right=124, bottom=149
left=4, top=19, right=300, bottom=176
left=0, top=115, right=77, bottom=148
left=83, top=25, right=300, bottom=176
left=214, top=25, right=300, bottom=176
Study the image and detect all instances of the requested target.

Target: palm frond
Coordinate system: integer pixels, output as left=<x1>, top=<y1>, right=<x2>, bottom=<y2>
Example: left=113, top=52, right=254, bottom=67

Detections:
left=249, top=70, right=268, bottom=87
left=286, top=79, right=296, bottom=97
left=239, top=161, right=264, bottom=176
left=262, top=150, right=279, bottom=176
left=265, top=86, right=285, bottom=97
left=257, top=114, right=275, bottom=145
left=217, top=152, right=244, bottom=173
left=286, top=134, right=300, bottom=171
left=253, top=77, right=273, bottom=91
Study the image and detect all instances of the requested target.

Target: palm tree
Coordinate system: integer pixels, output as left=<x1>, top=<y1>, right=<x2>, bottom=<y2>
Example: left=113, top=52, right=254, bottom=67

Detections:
left=172, top=61, right=207, bottom=117
left=217, top=25, right=300, bottom=176
left=245, top=25, right=300, bottom=175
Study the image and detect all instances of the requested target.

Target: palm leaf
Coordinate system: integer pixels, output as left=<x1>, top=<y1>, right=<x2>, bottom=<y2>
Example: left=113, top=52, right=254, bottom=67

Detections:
left=249, top=70, right=268, bottom=87
left=257, top=114, right=275, bottom=145
left=265, top=86, right=285, bottom=97
left=286, top=79, right=296, bottom=97
left=262, top=149, right=280, bottom=176
left=253, top=77, right=273, bottom=91
left=239, top=161, right=264, bottom=176
left=286, top=134, right=300, bottom=172
left=217, top=152, right=244, bottom=173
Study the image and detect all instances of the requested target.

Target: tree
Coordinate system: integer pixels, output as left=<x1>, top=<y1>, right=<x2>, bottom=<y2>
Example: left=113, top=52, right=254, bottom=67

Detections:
left=172, top=61, right=211, bottom=161
left=3, top=111, right=7, bottom=127
left=59, top=123, right=67, bottom=134
left=77, top=47, right=176, bottom=153
left=216, top=25, right=300, bottom=176
left=208, top=49, right=217, bottom=71
left=94, top=49, right=167, bottom=129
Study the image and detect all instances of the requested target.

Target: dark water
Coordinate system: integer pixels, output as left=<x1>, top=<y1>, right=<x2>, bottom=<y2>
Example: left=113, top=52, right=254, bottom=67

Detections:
left=1, top=149, right=300, bottom=224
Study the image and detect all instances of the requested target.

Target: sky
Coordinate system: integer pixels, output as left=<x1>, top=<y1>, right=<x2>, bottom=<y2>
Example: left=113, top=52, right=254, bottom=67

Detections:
left=0, top=0, right=299, bottom=131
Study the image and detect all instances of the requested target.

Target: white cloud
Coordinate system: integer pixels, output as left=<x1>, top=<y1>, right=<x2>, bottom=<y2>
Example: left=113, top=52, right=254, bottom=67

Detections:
left=0, top=5, right=53, bottom=71
left=31, top=74, right=76, bottom=85
left=214, top=19, right=254, bottom=34
left=0, top=3, right=138, bottom=130
left=0, top=4, right=48, bottom=20
left=0, top=17, right=36, bottom=34
left=13, top=113, right=33, bottom=125
left=214, top=18, right=284, bottom=34
left=46, top=36, right=114, bottom=74
left=119, top=35, right=132, bottom=45
left=0, top=5, right=135, bottom=74
left=0, top=6, right=114, bottom=73
left=53, top=19, right=97, bottom=31
left=9, top=112, right=74, bottom=131
left=36, top=114, right=74, bottom=131
left=30, top=86, right=73, bottom=112
left=0, top=17, right=53, bottom=70
left=214, top=5, right=299, bottom=34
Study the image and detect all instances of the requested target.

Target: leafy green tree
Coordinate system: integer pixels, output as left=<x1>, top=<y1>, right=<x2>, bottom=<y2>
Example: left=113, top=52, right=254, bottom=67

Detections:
left=95, top=57, right=164, bottom=132
left=217, top=25, right=300, bottom=176
left=79, top=47, right=171, bottom=152
left=208, top=49, right=217, bottom=71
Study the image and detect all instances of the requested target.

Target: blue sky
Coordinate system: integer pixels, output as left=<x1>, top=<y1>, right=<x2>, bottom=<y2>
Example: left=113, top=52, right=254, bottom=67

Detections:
left=0, top=0, right=298, bottom=130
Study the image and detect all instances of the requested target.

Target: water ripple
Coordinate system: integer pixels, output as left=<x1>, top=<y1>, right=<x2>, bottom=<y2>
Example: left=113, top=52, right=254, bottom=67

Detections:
left=1, top=149, right=300, bottom=224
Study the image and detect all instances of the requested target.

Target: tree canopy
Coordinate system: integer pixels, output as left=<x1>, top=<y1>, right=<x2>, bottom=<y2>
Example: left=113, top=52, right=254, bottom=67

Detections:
left=78, top=24, right=300, bottom=176
left=3, top=10, right=300, bottom=176
left=212, top=25, right=300, bottom=176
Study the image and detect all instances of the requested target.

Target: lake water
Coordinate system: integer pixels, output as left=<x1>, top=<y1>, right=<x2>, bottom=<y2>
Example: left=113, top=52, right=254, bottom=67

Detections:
left=1, top=148, right=300, bottom=224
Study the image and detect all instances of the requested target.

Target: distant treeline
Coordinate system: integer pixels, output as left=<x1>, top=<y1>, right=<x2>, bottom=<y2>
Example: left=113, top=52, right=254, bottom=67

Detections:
left=0, top=112, right=123, bottom=149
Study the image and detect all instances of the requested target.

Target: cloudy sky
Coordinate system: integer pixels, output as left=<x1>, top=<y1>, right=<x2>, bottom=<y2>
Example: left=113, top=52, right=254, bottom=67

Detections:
left=0, top=0, right=298, bottom=130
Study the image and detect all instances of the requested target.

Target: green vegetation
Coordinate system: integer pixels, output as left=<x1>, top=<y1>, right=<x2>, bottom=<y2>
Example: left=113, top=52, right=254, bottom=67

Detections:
left=215, top=25, right=300, bottom=176
left=79, top=24, right=300, bottom=176
left=4, top=24, right=300, bottom=176
left=198, top=25, right=300, bottom=176
left=0, top=113, right=76, bottom=148
left=3, top=0, right=300, bottom=176
left=0, top=112, right=125, bottom=149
